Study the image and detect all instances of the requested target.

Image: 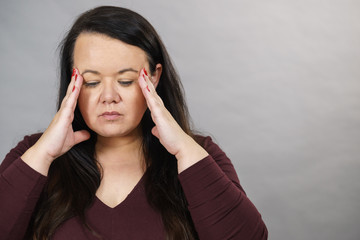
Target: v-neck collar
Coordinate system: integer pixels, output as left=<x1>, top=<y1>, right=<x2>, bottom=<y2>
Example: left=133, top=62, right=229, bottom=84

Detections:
left=94, top=174, right=145, bottom=210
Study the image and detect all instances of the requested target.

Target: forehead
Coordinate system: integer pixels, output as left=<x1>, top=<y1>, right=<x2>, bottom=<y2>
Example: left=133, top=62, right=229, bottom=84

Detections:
left=73, top=33, right=147, bottom=71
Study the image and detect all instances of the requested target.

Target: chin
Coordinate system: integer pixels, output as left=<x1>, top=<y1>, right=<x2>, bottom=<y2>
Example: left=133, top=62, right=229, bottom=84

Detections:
left=94, top=126, right=142, bottom=138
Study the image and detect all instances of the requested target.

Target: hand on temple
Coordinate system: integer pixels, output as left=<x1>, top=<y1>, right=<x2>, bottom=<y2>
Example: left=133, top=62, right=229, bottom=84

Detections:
left=138, top=67, right=208, bottom=173
left=21, top=68, right=90, bottom=176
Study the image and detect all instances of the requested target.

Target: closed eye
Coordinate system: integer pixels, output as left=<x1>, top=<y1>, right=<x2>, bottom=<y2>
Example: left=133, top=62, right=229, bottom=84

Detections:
left=118, top=80, right=134, bottom=86
left=84, top=81, right=100, bottom=87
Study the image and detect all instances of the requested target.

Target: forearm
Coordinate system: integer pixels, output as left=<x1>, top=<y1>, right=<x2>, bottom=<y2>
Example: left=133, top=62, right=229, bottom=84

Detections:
left=0, top=158, right=47, bottom=239
left=179, top=156, right=268, bottom=240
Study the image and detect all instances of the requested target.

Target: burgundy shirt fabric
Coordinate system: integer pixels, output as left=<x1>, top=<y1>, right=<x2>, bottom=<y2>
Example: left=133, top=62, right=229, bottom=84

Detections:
left=0, top=133, right=268, bottom=239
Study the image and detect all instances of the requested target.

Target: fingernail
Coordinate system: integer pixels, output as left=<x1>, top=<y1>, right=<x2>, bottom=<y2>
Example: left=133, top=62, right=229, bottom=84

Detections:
left=72, top=86, right=76, bottom=92
left=146, top=85, right=150, bottom=92
left=142, top=73, right=146, bottom=79
left=72, top=68, right=76, bottom=77
left=143, top=68, right=148, bottom=76
left=75, top=74, right=78, bottom=81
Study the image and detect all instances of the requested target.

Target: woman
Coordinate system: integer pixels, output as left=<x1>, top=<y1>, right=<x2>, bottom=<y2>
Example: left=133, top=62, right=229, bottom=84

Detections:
left=0, top=6, right=267, bottom=240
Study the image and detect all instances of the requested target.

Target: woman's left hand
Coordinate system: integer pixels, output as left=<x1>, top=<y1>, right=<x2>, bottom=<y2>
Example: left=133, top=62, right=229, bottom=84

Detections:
left=138, top=68, right=208, bottom=172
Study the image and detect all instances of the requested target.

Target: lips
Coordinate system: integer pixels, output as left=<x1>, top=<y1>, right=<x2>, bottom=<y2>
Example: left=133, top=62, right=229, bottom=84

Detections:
left=100, top=111, right=122, bottom=120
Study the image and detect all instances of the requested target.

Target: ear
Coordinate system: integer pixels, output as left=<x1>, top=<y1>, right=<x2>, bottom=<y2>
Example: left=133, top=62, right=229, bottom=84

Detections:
left=151, top=63, right=162, bottom=89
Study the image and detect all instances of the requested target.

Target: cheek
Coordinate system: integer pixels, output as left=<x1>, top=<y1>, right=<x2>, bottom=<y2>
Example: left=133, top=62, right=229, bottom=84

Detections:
left=78, top=91, right=94, bottom=120
left=133, top=88, right=147, bottom=109
left=125, top=88, right=147, bottom=116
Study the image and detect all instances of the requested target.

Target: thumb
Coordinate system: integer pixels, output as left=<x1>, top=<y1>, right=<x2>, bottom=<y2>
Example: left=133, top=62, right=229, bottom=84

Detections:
left=151, top=126, right=160, bottom=139
left=74, top=130, right=91, bottom=144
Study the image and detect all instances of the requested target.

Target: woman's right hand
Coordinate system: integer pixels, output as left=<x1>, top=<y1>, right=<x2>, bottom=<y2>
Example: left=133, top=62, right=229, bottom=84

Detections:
left=21, top=68, right=90, bottom=176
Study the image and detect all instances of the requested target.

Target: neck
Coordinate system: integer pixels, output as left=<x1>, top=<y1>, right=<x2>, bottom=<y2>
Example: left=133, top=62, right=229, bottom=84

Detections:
left=95, top=130, right=145, bottom=170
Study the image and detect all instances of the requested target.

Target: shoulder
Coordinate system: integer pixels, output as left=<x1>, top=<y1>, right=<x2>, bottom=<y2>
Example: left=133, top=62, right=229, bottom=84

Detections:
left=14, top=133, right=43, bottom=153
left=193, top=134, right=243, bottom=190
left=0, top=133, right=43, bottom=173
left=193, top=134, right=231, bottom=170
left=194, top=135, right=227, bottom=160
left=22, top=132, right=43, bottom=144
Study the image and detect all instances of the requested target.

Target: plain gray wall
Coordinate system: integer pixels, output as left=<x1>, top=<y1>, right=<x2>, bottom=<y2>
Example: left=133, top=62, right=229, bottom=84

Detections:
left=1, top=1, right=359, bottom=239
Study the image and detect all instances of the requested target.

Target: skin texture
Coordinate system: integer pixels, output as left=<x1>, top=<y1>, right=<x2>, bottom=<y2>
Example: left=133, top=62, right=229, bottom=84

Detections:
left=73, top=33, right=162, bottom=207
left=75, top=33, right=150, bottom=139
left=21, top=32, right=208, bottom=207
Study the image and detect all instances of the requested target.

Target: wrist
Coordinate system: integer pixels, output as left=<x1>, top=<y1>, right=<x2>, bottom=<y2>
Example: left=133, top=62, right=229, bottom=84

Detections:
left=21, top=144, right=53, bottom=176
left=175, top=136, right=208, bottom=173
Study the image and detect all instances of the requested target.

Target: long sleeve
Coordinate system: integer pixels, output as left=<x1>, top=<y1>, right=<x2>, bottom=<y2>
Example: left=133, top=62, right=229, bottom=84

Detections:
left=0, top=133, right=47, bottom=240
left=178, top=136, right=268, bottom=240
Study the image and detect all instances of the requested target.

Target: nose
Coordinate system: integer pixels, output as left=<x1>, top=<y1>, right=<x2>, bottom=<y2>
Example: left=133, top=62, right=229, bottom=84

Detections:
left=100, top=81, right=121, bottom=104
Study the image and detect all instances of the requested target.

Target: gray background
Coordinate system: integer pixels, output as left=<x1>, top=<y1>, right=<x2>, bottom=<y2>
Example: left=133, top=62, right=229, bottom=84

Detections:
left=1, top=0, right=359, bottom=239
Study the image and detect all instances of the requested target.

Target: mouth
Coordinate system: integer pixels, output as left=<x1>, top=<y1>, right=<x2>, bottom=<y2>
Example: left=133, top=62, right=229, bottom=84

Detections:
left=100, top=111, right=122, bottom=120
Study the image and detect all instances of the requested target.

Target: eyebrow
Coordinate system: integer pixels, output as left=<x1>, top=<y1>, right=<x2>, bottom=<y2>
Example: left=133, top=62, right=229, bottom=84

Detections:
left=81, top=68, right=138, bottom=75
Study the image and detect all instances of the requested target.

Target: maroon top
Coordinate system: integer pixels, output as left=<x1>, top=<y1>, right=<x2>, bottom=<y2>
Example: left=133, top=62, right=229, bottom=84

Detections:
left=0, top=133, right=268, bottom=239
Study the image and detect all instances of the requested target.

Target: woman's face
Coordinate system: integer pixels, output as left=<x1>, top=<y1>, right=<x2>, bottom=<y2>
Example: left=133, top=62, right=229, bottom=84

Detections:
left=73, top=33, right=149, bottom=138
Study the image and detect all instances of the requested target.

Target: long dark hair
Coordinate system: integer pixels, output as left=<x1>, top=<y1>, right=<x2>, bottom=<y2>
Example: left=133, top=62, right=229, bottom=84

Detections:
left=29, top=6, right=198, bottom=240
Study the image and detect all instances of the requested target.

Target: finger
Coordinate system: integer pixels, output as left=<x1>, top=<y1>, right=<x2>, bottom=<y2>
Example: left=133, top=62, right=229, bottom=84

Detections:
left=138, top=68, right=164, bottom=111
left=143, top=68, right=157, bottom=92
left=138, top=68, right=150, bottom=93
left=60, top=68, right=78, bottom=109
left=64, top=68, right=78, bottom=97
left=60, top=70, right=84, bottom=115
left=73, top=130, right=91, bottom=145
left=65, top=73, right=83, bottom=112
